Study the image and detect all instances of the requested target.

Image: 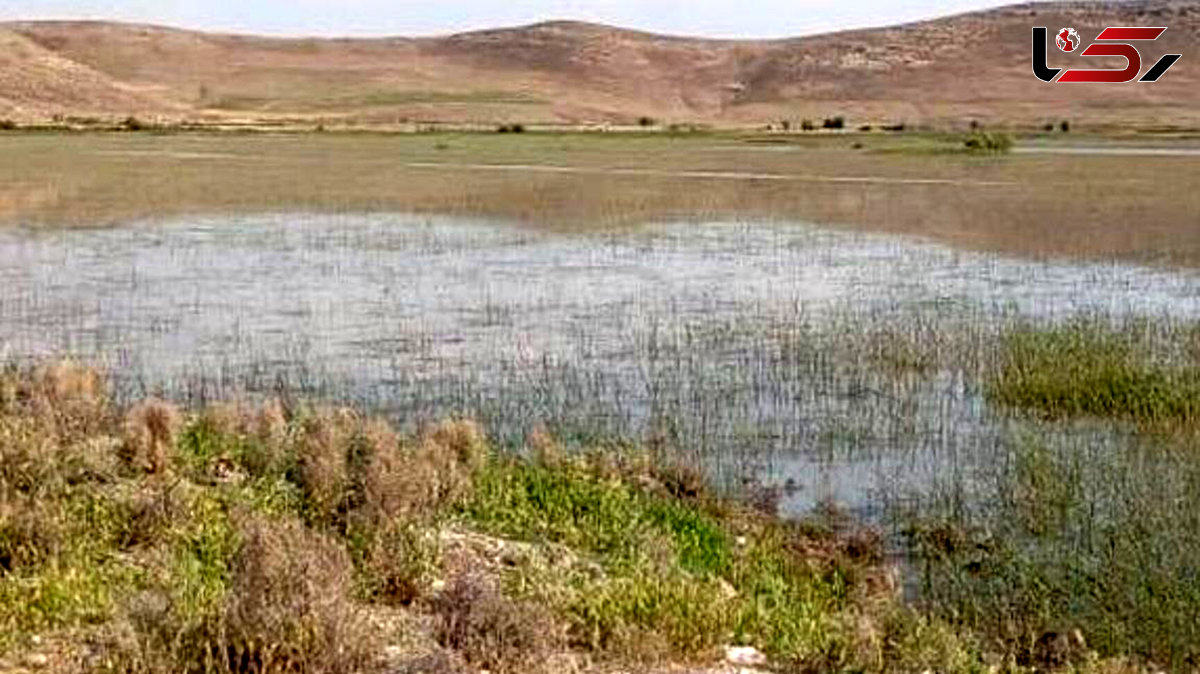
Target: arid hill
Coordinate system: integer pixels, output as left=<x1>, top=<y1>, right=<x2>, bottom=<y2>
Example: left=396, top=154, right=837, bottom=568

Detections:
left=2, top=1, right=1198, bottom=128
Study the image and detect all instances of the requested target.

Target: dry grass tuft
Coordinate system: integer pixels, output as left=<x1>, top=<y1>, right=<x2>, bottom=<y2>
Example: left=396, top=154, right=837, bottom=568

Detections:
left=295, top=407, right=357, bottom=523
left=430, top=571, right=565, bottom=674
left=120, top=399, right=180, bottom=475
left=222, top=515, right=380, bottom=673
left=0, top=360, right=109, bottom=439
left=31, top=359, right=106, bottom=413
left=420, top=419, right=488, bottom=474
left=0, top=404, right=120, bottom=496
left=361, top=418, right=487, bottom=523
left=0, top=494, right=64, bottom=571
left=253, top=398, right=290, bottom=450
left=528, top=424, right=565, bottom=468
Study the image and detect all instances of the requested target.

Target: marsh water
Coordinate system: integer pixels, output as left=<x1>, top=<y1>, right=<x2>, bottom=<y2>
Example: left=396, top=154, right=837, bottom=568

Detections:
left=2, top=214, right=1198, bottom=520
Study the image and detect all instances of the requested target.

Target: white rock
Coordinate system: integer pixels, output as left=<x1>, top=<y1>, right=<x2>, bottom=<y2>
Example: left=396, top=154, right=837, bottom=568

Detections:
left=725, top=645, right=767, bottom=667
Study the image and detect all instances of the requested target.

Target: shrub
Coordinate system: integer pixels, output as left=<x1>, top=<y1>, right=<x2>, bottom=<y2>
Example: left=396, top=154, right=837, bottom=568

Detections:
left=963, top=131, right=1013, bottom=153
left=221, top=516, right=379, bottom=673
left=247, top=399, right=290, bottom=475
left=360, top=418, right=485, bottom=523
left=0, top=119, right=16, bottom=131
left=430, top=572, right=564, bottom=673
left=120, top=116, right=146, bottom=131
left=800, top=119, right=815, bottom=131
left=295, top=407, right=357, bottom=524
left=0, top=494, right=65, bottom=572
left=120, top=399, right=180, bottom=476
left=637, top=116, right=656, bottom=128
left=26, top=359, right=108, bottom=432
left=823, top=116, right=845, bottom=130
left=1060, top=120, right=1071, bottom=133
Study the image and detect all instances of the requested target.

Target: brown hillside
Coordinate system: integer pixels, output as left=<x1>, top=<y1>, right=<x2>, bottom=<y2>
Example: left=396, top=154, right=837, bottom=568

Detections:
left=0, top=27, right=175, bottom=119
left=2, top=1, right=1199, bottom=127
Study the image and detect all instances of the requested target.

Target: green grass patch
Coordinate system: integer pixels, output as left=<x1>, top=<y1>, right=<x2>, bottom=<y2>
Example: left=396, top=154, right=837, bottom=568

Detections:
left=463, top=457, right=860, bottom=664
left=987, top=320, right=1200, bottom=428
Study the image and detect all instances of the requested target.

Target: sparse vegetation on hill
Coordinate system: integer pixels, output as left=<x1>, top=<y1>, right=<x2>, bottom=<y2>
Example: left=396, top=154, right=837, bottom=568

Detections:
left=3, top=0, right=1200, bottom=128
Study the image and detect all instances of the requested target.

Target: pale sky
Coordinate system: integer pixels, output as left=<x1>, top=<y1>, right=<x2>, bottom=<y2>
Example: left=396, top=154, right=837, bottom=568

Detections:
left=0, top=0, right=1009, bottom=38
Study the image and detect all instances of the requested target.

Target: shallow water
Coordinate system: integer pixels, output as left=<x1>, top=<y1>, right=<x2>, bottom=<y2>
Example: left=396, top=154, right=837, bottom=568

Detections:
left=2, top=214, right=1197, bottom=515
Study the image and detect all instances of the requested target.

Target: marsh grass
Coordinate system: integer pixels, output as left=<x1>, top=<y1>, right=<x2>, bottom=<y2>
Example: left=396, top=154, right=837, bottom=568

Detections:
left=988, top=318, right=1200, bottom=429
left=896, top=319, right=1200, bottom=669
left=908, top=429, right=1200, bottom=669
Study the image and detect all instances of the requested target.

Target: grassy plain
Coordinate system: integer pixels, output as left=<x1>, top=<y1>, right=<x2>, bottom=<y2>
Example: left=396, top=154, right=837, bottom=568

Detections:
left=1, top=129, right=1199, bottom=266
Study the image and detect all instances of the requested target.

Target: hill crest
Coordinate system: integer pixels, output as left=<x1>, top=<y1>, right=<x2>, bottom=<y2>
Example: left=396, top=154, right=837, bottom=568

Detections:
left=2, top=2, right=1198, bottom=127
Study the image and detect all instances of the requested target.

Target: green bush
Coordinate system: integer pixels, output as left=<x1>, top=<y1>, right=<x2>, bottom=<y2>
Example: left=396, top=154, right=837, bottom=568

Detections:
left=120, top=116, right=147, bottom=132
left=963, top=131, right=1013, bottom=153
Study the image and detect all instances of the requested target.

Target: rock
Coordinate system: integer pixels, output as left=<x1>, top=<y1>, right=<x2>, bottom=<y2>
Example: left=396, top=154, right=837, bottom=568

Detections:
left=725, top=645, right=767, bottom=667
left=25, top=653, right=49, bottom=668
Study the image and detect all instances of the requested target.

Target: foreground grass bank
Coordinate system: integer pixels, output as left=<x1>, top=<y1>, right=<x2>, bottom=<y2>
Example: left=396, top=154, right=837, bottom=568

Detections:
left=5, top=357, right=1169, bottom=673
left=0, top=359, right=993, bottom=673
